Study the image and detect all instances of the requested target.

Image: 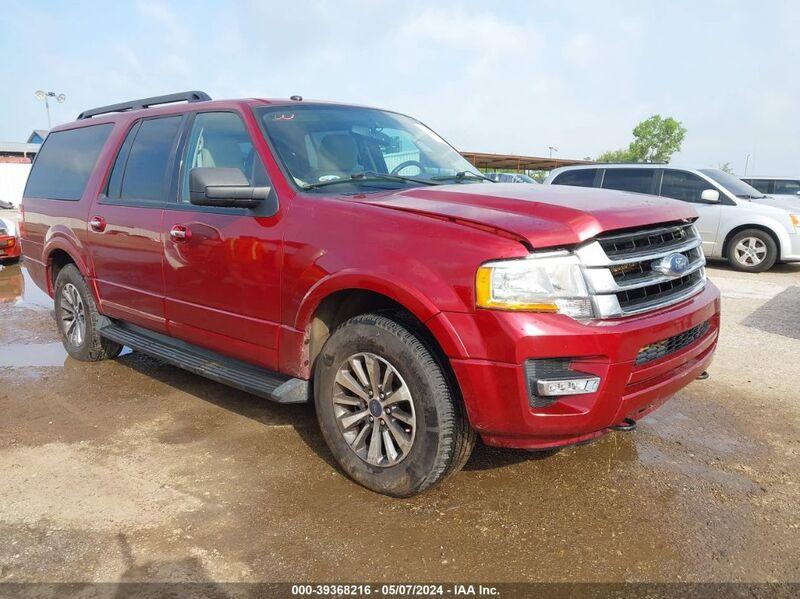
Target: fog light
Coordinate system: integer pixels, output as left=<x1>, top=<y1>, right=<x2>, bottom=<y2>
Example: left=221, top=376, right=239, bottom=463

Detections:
left=536, top=377, right=600, bottom=396
left=525, top=358, right=602, bottom=408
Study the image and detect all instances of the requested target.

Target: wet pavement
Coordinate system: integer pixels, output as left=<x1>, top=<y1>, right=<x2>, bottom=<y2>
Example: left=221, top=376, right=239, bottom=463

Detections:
left=0, top=257, right=798, bottom=583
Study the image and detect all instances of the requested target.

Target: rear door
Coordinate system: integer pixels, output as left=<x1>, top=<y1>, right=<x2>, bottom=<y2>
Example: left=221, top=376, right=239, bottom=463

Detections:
left=600, top=168, right=657, bottom=194
left=161, top=110, right=283, bottom=369
left=87, top=114, right=185, bottom=333
left=657, top=169, right=722, bottom=256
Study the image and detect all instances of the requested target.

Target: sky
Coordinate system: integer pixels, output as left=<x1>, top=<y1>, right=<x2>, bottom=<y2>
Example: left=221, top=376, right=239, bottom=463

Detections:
left=1, top=0, right=798, bottom=175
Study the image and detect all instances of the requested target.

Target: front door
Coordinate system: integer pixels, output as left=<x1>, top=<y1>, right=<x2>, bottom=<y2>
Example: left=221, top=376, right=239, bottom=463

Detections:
left=162, top=110, right=283, bottom=369
left=658, top=169, right=722, bottom=256
left=87, top=115, right=184, bottom=333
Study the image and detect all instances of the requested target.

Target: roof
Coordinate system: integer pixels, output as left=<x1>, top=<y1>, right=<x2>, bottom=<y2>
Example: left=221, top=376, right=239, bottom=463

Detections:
left=742, top=176, right=799, bottom=180
left=460, top=151, right=594, bottom=172
left=0, top=141, right=40, bottom=155
left=27, top=130, right=48, bottom=143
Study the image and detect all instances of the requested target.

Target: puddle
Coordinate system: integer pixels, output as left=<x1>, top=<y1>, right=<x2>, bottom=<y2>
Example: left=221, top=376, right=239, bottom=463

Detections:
left=0, top=263, right=52, bottom=309
left=0, top=342, right=69, bottom=368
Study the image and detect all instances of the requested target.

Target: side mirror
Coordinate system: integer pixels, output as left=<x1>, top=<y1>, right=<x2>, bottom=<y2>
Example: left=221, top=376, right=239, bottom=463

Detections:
left=795, top=190, right=800, bottom=196
left=189, top=167, right=274, bottom=211
left=700, top=189, right=720, bottom=203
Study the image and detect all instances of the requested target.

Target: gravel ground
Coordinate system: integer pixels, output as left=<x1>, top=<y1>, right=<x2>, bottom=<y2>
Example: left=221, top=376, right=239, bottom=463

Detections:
left=0, top=246, right=798, bottom=584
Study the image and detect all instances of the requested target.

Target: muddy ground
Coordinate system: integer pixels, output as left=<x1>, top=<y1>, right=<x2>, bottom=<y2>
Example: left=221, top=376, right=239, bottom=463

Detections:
left=0, top=242, right=798, bottom=583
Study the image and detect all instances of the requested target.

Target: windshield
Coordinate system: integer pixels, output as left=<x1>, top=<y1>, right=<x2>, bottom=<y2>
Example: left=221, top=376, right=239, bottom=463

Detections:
left=256, top=105, right=483, bottom=191
left=699, top=168, right=766, bottom=198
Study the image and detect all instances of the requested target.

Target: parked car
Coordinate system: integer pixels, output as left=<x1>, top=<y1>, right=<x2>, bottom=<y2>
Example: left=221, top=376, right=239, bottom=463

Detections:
left=21, top=91, right=720, bottom=496
left=486, top=172, right=539, bottom=183
left=546, top=164, right=800, bottom=272
left=741, top=177, right=800, bottom=203
left=0, top=218, right=21, bottom=263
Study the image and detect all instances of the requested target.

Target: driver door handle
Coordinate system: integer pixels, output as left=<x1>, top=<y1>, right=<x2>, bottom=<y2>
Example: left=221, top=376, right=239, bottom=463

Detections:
left=169, top=224, right=191, bottom=242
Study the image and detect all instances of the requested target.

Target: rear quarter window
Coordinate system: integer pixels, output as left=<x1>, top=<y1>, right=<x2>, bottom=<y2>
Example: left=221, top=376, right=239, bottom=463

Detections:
left=24, top=123, right=113, bottom=201
left=551, top=169, right=597, bottom=187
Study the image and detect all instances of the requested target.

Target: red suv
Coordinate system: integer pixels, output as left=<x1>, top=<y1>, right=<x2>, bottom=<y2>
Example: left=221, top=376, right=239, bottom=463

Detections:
left=21, top=91, right=720, bottom=496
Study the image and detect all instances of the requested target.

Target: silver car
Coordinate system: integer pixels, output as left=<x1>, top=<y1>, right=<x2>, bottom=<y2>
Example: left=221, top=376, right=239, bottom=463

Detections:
left=486, top=172, right=539, bottom=183
left=545, top=164, right=800, bottom=272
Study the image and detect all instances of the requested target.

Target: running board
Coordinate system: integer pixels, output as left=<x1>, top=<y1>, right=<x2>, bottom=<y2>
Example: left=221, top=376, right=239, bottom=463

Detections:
left=98, top=320, right=308, bottom=404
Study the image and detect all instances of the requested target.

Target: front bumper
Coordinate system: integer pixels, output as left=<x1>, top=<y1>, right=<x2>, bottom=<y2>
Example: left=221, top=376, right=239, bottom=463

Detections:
left=440, top=282, right=721, bottom=450
left=781, top=232, right=800, bottom=262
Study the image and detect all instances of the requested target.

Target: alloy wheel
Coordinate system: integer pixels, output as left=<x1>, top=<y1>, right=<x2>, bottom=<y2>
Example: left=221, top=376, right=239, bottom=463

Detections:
left=734, top=237, right=767, bottom=266
left=60, top=282, right=86, bottom=348
left=332, top=352, right=416, bottom=467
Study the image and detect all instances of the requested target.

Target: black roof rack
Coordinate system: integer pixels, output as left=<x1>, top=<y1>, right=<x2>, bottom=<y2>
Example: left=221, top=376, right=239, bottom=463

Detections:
left=77, top=90, right=211, bottom=120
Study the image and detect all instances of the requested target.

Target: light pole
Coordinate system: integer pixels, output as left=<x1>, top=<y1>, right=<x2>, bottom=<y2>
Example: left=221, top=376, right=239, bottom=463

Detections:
left=35, top=90, right=66, bottom=130
left=548, top=146, right=558, bottom=168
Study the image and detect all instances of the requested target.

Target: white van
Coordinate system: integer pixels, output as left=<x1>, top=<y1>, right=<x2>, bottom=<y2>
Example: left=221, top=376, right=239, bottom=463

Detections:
left=545, top=164, right=800, bottom=272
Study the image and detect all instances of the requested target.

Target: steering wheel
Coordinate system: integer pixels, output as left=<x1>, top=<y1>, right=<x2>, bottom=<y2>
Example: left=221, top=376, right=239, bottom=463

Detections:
left=390, top=160, right=424, bottom=176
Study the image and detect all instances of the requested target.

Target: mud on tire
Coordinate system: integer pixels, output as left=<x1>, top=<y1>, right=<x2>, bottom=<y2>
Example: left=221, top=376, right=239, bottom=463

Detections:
left=54, top=263, right=122, bottom=361
left=314, top=313, right=476, bottom=497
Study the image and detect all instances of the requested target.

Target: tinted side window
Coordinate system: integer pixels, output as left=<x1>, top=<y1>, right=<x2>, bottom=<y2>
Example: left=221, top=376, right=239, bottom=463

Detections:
left=551, top=169, right=597, bottom=187
left=774, top=180, right=800, bottom=194
left=180, top=112, right=268, bottom=203
left=660, top=170, right=712, bottom=203
left=24, top=124, right=113, bottom=200
left=747, top=179, right=771, bottom=193
left=601, top=169, right=654, bottom=194
left=118, top=116, right=182, bottom=202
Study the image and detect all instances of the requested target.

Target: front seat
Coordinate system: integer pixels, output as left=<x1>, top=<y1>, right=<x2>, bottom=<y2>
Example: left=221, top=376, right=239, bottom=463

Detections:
left=317, top=133, right=362, bottom=177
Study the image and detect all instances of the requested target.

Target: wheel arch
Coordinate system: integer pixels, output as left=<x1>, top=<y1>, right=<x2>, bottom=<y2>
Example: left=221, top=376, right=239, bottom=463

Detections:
left=721, top=223, right=782, bottom=261
left=294, top=277, right=469, bottom=404
left=45, top=245, right=86, bottom=295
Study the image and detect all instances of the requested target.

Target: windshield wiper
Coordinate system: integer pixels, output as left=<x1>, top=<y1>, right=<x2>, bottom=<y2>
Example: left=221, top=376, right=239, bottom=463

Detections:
left=430, top=171, right=494, bottom=183
left=302, top=171, right=438, bottom=190
left=736, top=194, right=768, bottom=199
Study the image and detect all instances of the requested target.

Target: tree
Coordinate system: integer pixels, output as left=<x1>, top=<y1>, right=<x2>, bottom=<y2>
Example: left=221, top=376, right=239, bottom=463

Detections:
left=598, top=115, right=687, bottom=163
left=718, top=162, right=734, bottom=174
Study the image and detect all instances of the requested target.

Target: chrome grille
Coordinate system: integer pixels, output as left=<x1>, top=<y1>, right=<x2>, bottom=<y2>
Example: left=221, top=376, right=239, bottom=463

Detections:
left=576, top=222, right=706, bottom=318
left=598, top=223, right=693, bottom=258
left=635, top=320, right=711, bottom=365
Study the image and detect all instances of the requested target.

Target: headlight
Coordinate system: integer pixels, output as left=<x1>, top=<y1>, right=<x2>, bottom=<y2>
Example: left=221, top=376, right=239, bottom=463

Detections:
left=790, top=214, right=800, bottom=231
left=475, top=251, right=593, bottom=318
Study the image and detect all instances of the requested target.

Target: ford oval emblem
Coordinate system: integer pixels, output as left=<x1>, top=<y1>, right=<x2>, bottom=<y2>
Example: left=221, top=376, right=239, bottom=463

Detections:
left=652, top=253, right=690, bottom=277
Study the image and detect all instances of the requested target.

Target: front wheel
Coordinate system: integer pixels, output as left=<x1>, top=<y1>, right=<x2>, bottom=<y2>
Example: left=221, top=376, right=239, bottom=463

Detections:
left=314, top=313, right=475, bottom=497
left=726, top=229, right=778, bottom=272
left=54, top=264, right=122, bottom=361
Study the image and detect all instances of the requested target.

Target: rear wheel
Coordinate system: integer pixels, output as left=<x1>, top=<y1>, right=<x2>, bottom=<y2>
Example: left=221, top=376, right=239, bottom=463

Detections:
left=54, top=264, right=122, bottom=361
left=726, top=229, right=777, bottom=272
left=314, top=313, right=475, bottom=497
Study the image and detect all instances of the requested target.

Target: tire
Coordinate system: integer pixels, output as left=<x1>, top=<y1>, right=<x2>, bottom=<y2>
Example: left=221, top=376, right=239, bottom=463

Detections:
left=54, top=263, right=122, bottom=361
left=726, top=229, right=778, bottom=272
left=314, top=313, right=476, bottom=497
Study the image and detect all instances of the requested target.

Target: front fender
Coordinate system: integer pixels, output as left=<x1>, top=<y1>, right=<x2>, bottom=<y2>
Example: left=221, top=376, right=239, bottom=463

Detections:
left=719, top=213, right=793, bottom=258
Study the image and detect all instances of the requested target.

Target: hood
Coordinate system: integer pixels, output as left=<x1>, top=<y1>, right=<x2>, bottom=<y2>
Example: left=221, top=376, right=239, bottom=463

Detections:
left=751, top=195, right=800, bottom=212
left=356, top=183, right=697, bottom=249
